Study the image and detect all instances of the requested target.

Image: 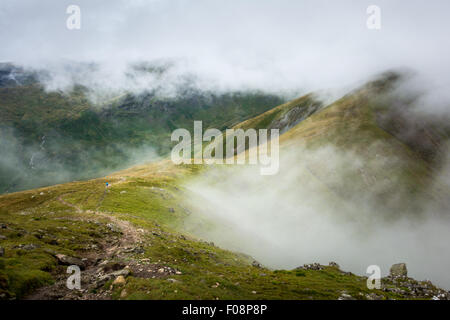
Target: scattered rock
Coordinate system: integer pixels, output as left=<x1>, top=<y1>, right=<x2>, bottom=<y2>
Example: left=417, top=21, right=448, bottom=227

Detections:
left=338, top=293, right=356, bottom=300
left=0, top=246, right=4, bottom=257
left=390, top=263, right=408, bottom=278
left=22, top=243, right=40, bottom=250
left=168, top=208, right=175, bottom=213
left=432, top=293, right=450, bottom=300
left=252, top=260, right=262, bottom=268
left=13, top=243, right=41, bottom=250
left=111, top=269, right=131, bottom=278
left=297, top=263, right=323, bottom=271
left=123, top=246, right=145, bottom=254
left=95, top=269, right=130, bottom=289
left=106, top=223, right=120, bottom=233
left=365, top=293, right=384, bottom=300
left=0, top=235, right=7, bottom=240
left=120, top=289, right=128, bottom=298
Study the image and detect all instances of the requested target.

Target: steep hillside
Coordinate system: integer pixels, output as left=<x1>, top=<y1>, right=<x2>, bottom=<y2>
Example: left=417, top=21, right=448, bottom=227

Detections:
left=234, top=93, right=324, bottom=133
left=1, top=161, right=448, bottom=300
left=232, top=72, right=450, bottom=215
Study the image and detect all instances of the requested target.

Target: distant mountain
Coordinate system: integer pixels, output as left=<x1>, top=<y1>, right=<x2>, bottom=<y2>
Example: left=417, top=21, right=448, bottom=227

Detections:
left=0, top=63, right=284, bottom=193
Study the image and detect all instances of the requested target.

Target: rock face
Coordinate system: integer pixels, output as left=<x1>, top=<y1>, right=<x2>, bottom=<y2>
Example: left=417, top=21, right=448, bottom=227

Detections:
left=390, top=263, right=408, bottom=278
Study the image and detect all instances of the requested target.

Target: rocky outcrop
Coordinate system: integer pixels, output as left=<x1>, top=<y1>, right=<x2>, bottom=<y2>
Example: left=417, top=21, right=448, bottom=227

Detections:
left=296, top=262, right=450, bottom=300
left=381, top=263, right=449, bottom=300
left=296, top=263, right=324, bottom=271
left=328, top=261, right=340, bottom=269
left=389, top=263, right=408, bottom=278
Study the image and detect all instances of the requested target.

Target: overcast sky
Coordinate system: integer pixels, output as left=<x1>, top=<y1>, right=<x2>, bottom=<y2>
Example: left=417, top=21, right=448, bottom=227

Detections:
left=1, top=0, right=450, bottom=94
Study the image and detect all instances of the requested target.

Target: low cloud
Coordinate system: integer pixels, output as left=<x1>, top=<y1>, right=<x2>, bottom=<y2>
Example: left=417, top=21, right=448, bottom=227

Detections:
left=1, top=0, right=450, bottom=101
left=183, top=143, right=450, bottom=289
left=0, top=125, right=160, bottom=193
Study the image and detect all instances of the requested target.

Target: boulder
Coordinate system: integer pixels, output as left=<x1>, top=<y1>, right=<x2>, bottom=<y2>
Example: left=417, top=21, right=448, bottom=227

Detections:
left=113, top=275, right=126, bottom=286
left=55, top=254, right=86, bottom=270
left=390, top=263, right=408, bottom=278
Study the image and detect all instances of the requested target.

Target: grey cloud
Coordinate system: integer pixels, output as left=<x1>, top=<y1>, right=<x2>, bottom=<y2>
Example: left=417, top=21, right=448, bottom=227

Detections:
left=0, top=0, right=449, bottom=96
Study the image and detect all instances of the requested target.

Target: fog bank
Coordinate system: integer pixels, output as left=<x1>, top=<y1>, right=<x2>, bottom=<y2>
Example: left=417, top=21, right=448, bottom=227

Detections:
left=1, top=0, right=450, bottom=100
left=184, top=144, right=450, bottom=288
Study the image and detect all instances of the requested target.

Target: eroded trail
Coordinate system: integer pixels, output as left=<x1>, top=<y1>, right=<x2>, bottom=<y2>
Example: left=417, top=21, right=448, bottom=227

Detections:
left=25, top=194, right=147, bottom=300
left=58, top=194, right=143, bottom=248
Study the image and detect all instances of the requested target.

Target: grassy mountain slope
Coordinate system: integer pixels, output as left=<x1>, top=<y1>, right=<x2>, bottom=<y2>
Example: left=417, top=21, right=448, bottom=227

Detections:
left=1, top=72, right=450, bottom=300
left=2, top=161, right=446, bottom=300
left=234, top=93, right=324, bottom=133
left=238, top=72, right=450, bottom=215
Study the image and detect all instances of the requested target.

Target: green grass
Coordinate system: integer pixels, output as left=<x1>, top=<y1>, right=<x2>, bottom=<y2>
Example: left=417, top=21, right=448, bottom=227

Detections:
left=0, top=161, right=397, bottom=300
